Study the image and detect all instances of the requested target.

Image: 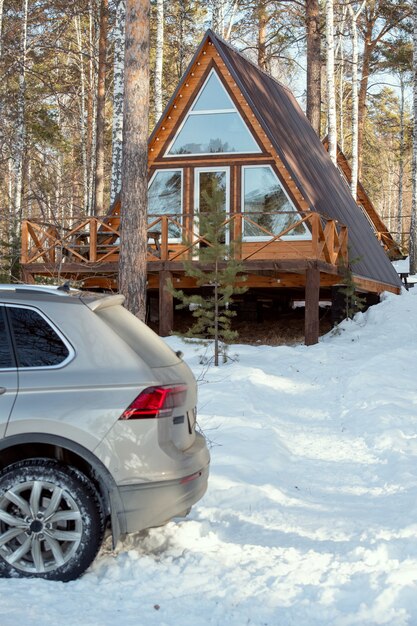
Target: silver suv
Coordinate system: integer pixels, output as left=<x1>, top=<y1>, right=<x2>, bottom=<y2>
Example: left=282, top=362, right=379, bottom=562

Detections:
left=0, top=285, right=209, bottom=581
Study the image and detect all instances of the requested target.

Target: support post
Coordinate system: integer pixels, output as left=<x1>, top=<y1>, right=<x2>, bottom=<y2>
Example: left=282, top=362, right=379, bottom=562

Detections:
left=21, top=269, right=35, bottom=284
left=305, top=265, right=320, bottom=345
left=331, top=285, right=345, bottom=326
left=159, top=270, right=173, bottom=336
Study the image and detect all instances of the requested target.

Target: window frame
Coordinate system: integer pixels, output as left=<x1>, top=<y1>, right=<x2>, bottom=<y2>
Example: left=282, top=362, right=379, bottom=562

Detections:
left=4, top=304, right=75, bottom=371
left=164, top=69, right=262, bottom=158
left=148, top=168, right=184, bottom=243
left=194, top=166, right=231, bottom=246
left=241, top=165, right=311, bottom=242
left=0, top=305, right=16, bottom=371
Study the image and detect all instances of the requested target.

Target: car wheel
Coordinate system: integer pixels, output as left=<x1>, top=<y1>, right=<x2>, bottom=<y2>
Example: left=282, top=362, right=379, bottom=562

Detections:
left=0, top=459, right=105, bottom=581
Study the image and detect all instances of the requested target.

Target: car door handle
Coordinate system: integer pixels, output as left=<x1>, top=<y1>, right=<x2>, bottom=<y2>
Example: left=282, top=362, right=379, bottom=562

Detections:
left=0, top=387, right=6, bottom=395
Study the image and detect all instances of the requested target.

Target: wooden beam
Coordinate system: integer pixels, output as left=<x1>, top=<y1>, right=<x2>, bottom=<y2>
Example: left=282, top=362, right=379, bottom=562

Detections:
left=147, top=259, right=312, bottom=272
left=21, top=221, right=29, bottom=264
left=21, top=262, right=119, bottom=274
left=305, top=265, right=320, bottom=346
left=352, top=275, right=401, bottom=295
left=159, top=270, right=174, bottom=336
left=151, top=155, right=274, bottom=167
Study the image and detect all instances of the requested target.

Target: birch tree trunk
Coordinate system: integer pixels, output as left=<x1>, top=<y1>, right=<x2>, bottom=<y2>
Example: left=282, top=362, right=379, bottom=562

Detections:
left=257, top=0, right=268, bottom=72
left=338, top=37, right=344, bottom=151
left=119, top=0, right=149, bottom=319
left=93, top=0, right=108, bottom=216
left=348, top=1, right=366, bottom=201
left=335, top=5, right=346, bottom=151
left=224, top=0, right=238, bottom=40
left=154, top=0, right=164, bottom=121
left=306, top=0, right=321, bottom=136
left=325, top=0, right=337, bottom=163
left=410, top=0, right=417, bottom=275
left=110, top=0, right=125, bottom=205
left=211, top=0, right=225, bottom=36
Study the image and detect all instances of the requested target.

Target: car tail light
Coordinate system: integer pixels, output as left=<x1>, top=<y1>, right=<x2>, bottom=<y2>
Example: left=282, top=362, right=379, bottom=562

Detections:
left=119, top=384, right=187, bottom=420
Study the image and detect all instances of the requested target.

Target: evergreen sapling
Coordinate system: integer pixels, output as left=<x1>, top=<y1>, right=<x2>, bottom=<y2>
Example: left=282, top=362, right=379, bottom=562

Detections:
left=170, top=188, right=247, bottom=366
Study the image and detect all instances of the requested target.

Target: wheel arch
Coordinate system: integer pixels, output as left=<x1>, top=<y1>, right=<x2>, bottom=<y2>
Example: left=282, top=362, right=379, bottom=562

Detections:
left=0, top=433, right=125, bottom=544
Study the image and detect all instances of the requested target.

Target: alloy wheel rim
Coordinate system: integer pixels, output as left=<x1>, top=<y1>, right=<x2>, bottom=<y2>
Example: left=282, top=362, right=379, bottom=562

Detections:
left=0, top=479, right=83, bottom=574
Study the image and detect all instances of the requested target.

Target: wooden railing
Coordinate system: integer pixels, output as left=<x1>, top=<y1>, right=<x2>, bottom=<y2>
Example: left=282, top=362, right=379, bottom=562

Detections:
left=21, top=211, right=348, bottom=268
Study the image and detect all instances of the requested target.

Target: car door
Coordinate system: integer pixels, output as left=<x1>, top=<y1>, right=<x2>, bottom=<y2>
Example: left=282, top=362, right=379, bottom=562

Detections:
left=0, top=305, right=18, bottom=438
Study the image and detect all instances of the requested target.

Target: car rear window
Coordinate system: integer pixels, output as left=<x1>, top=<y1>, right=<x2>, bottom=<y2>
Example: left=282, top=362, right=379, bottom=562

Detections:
left=8, top=307, right=70, bottom=368
left=0, top=308, right=13, bottom=368
left=96, top=305, right=180, bottom=368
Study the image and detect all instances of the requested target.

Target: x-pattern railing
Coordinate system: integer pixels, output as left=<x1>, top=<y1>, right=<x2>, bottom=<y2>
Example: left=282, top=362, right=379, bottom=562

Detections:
left=21, top=211, right=348, bottom=268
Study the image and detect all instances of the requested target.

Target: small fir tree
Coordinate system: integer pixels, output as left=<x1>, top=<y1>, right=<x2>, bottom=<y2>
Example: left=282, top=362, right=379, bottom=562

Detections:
left=338, top=257, right=366, bottom=320
left=170, top=189, right=247, bottom=366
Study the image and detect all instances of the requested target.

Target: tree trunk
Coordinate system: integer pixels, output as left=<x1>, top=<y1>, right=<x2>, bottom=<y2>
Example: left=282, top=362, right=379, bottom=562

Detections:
left=0, top=0, right=4, bottom=58
left=14, top=0, right=29, bottom=234
left=211, top=0, right=225, bottom=36
left=110, top=0, right=126, bottom=205
left=178, top=2, right=186, bottom=79
left=306, top=0, right=321, bottom=136
left=224, top=0, right=238, bottom=40
left=258, top=0, right=268, bottom=72
left=75, top=16, right=89, bottom=215
left=349, top=2, right=366, bottom=202
left=410, top=0, right=417, bottom=275
left=325, top=0, right=337, bottom=163
left=397, top=76, right=405, bottom=246
left=93, top=0, right=108, bottom=216
left=119, top=0, right=150, bottom=320
left=334, top=4, right=346, bottom=151
left=154, top=0, right=164, bottom=121
left=87, top=0, right=98, bottom=215
left=338, top=36, right=344, bottom=151
left=214, top=274, right=219, bottom=366
left=357, top=19, right=373, bottom=179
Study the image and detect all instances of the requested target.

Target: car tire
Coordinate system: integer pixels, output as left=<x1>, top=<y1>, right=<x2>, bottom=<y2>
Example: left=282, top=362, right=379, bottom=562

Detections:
left=0, top=458, right=105, bottom=582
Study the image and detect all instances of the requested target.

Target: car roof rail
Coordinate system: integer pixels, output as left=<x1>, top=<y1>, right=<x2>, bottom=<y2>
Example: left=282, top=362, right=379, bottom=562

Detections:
left=0, top=284, right=80, bottom=296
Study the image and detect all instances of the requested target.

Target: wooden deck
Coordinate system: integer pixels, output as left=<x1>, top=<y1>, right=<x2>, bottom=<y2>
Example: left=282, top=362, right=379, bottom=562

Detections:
left=20, top=211, right=401, bottom=344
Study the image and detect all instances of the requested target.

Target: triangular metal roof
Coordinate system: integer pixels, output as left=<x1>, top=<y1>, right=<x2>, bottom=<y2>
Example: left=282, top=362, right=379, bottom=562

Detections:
left=151, top=29, right=401, bottom=290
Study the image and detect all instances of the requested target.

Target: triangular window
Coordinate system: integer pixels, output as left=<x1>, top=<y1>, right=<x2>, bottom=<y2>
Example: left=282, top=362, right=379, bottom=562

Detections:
left=191, top=71, right=234, bottom=111
left=166, top=69, right=261, bottom=156
left=242, top=166, right=311, bottom=240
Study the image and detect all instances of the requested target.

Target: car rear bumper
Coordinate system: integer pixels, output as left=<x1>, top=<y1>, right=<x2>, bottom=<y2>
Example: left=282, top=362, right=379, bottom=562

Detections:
left=115, top=463, right=209, bottom=535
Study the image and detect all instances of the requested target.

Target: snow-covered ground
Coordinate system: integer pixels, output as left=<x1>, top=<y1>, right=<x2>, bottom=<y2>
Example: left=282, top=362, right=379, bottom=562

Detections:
left=2, top=286, right=417, bottom=625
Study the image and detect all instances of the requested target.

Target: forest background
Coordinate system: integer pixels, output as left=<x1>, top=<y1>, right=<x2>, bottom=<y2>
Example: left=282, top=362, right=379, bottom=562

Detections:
left=0, top=0, right=413, bottom=283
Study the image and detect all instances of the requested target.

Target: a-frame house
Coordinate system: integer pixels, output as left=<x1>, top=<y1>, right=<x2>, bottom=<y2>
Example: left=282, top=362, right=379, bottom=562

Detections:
left=21, top=29, right=402, bottom=345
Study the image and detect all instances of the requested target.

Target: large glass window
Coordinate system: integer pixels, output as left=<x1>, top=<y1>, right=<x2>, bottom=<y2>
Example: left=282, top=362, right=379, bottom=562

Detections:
left=242, top=166, right=309, bottom=240
left=0, top=308, right=13, bottom=368
left=148, top=170, right=183, bottom=240
left=166, top=70, right=261, bottom=156
left=195, top=169, right=229, bottom=245
left=8, top=307, right=70, bottom=368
